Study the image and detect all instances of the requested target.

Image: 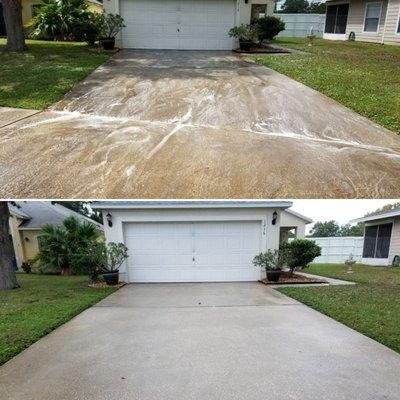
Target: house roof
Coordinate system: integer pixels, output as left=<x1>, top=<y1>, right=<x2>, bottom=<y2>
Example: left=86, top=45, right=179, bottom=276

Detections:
left=9, top=201, right=103, bottom=230
left=92, top=200, right=293, bottom=210
left=352, top=207, right=400, bottom=223
left=284, top=208, right=313, bottom=224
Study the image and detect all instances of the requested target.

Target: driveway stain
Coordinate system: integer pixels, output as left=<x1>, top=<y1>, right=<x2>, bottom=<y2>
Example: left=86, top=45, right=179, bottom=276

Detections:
left=0, top=50, right=399, bottom=198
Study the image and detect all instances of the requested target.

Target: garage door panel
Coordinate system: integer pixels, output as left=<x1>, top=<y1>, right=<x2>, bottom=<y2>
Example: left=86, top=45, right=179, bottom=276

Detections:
left=124, top=221, right=261, bottom=282
left=120, top=0, right=235, bottom=50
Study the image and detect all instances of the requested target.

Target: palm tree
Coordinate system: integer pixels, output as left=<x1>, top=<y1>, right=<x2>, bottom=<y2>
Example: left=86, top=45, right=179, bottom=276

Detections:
left=39, top=216, right=100, bottom=275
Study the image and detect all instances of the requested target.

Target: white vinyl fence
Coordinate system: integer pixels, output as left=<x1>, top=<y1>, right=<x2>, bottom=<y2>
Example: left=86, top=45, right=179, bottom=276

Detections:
left=310, top=237, right=364, bottom=264
left=274, top=13, right=326, bottom=38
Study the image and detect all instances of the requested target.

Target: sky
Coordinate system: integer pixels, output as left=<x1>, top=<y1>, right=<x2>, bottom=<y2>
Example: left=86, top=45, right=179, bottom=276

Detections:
left=289, top=199, right=398, bottom=234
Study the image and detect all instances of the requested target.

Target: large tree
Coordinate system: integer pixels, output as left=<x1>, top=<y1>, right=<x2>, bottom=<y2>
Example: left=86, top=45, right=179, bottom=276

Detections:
left=53, top=201, right=102, bottom=223
left=0, top=202, right=19, bottom=290
left=2, top=0, right=26, bottom=51
left=280, top=0, right=310, bottom=13
left=309, top=220, right=340, bottom=237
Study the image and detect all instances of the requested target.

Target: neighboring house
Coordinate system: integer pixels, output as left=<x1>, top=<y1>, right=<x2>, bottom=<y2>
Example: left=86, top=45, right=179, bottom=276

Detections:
left=352, top=207, right=400, bottom=266
left=0, top=0, right=103, bottom=35
left=8, top=201, right=103, bottom=269
left=92, top=200, right=311, bottom=283
left=323, top=0, right=400, bottom=45
left=104, top=0, right=275, bottom=50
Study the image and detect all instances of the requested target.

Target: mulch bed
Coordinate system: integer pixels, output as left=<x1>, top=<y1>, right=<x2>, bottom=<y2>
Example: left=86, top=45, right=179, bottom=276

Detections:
left=88, top=281, right=126, bottom=289
left=260, top=273, right=328, bottom=285
left=234, top=44, right=292, bottom=54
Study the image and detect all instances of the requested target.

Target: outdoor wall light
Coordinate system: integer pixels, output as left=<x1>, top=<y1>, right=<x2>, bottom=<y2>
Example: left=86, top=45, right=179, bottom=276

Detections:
left=272, top=211, right=278, bottom=225
left=106, top=213, right=113, bottom=227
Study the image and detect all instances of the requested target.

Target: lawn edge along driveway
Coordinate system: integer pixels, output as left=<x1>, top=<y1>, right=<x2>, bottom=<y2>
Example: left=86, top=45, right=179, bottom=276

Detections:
left=277, top=263, right=400, bottom=354
left=0, top=274, right=118, bottom=366
left=252, top=39, right=400, bottom=134
left=0, top=40, right=113, bottom=110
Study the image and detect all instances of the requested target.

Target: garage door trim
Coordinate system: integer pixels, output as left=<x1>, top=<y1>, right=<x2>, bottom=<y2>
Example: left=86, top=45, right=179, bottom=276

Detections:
left=123, top=219, right=264, bottom=283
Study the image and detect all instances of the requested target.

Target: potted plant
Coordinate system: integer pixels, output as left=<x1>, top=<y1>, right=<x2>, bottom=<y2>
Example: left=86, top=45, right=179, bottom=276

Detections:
left=253, top=249, right=288, bottom=282
left=228, top=24, right=258, bottom=51
left=101, top=242, right=129, bottom=285
left=100, top=14, right=126, bottom=50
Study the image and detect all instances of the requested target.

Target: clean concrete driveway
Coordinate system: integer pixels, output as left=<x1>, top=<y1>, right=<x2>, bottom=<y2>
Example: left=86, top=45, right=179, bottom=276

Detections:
left=1, top=50, right=400, bottom=198
left=1, top=283, right=399, bottom=400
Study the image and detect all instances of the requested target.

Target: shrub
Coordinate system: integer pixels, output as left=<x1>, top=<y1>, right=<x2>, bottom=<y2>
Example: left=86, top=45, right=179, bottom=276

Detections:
left=280, top=239, right=321, bottom=273
left=101, top=242, right=129, bottom=273
left=228, top=24, right=258, bottom=42
left=100, top=14, right=125, bottom=39
left=38, top=216, right=101, bottom=276
left=252, top=16, right=285, bottom=43
left=21, top=261, right=32, bottom=274
left=253, top=249, right=290, bottom=271
left=30, top=0, right=98, bottom=42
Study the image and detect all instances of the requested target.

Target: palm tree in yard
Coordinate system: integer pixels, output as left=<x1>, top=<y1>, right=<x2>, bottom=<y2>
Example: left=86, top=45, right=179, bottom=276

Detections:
left=0, top=202, right=19, bottom=290
left=39, top=216, right=100, bottom=276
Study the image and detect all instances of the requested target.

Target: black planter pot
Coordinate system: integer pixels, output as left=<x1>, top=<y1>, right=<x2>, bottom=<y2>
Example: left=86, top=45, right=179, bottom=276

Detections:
left=100, top=37, right=115, bottom=50
left=239, top=41, right=253, bottom=51
left=103, top=271, right=119, bottom=285
left=266, top=270, right=282, bottom=282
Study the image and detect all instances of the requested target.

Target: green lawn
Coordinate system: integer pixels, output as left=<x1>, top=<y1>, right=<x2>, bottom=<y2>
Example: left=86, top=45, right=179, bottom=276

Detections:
left=252, top=39, right=400, bottom=134
left=0, top=274, right=117, bottom=366
left=0, top=40, right=112, bottom=110
left=278, top=264, right=400, bottom=353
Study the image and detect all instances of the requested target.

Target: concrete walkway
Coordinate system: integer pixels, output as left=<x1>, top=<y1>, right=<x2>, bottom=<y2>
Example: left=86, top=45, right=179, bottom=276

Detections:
left=0, top=106, right=39, bottom=129
left=1, top=283, right=399, bottom=400
left=0, top=51, right=399, bottom=198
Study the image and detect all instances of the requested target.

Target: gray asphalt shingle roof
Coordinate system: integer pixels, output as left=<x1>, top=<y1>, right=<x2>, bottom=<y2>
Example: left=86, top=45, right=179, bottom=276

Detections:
left=9, top=202, right=103, bottom=230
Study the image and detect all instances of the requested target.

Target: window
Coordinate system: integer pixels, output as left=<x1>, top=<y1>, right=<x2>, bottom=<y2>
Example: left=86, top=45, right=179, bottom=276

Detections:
left=37, top=235, right=45, bottom=250
left=362, top=223, right=392, bottom=258
left=325, top=4, right=349, bottom=34
left=251, top=4, right=267, bottom=20
left=363, top=2, right=382, bottom=33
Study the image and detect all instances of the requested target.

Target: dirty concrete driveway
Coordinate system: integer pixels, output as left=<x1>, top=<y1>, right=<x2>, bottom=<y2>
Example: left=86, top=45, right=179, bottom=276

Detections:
left=1, top=50, right=400, bottom=198
left=1, top=283, right=400, bottom=400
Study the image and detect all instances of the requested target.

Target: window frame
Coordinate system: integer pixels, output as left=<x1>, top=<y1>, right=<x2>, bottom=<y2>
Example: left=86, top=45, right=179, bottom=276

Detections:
left=324, top=2, right=350, bottom=34
left=362, top=221, right=393, bottom=259
left=363, top=1, right=383, bottom=34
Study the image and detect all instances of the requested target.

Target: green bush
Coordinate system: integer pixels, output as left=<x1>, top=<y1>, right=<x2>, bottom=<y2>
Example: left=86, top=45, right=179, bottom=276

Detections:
left=100, top=14, right=126, bottom=39
left=252, top=16, right=285, bottom=43
left=280, top=239, right=321, bottom=273
left=38, top=216, right=101, bottom=276
left=228, top=24, right=258, bottom=42
left=253, top=249, right=289, bottom=271
left=30, top=0, right=102, bottom=43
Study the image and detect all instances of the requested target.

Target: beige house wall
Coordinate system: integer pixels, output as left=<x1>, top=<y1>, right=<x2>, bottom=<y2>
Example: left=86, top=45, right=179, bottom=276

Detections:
left=388, top=216, right=400, bottom=263
left=382, top=0, right=400, bottom=44
left=9, top=215, right=42, bottom=268
left=346, top=0, right=388, bottom=43
left=326, top=0, right=400, bottom=44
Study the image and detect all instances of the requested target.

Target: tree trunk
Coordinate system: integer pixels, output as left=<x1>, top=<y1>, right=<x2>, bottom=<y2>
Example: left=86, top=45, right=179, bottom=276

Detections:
left=2, top=0, right=27, bottom=52
left=0, top=202, right=19, bottom=290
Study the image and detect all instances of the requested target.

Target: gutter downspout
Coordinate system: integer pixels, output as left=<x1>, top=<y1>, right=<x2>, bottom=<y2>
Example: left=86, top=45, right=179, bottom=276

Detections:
left=381, top=0, right=391, bottom=44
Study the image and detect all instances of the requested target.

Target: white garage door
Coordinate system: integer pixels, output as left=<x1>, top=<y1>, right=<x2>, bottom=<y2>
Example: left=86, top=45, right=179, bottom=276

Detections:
left=120, top=0, right=236, bottom=50
left=124, top=221, right=261, bottom=282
